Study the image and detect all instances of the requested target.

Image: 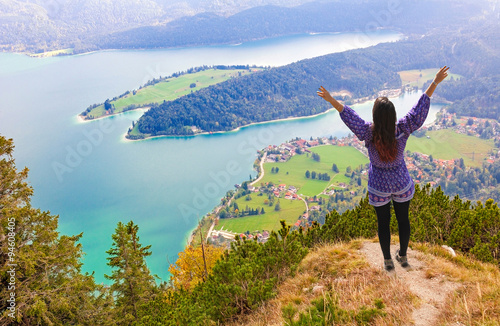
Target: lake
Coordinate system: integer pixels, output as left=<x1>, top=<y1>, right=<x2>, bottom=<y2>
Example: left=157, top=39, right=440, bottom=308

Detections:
left=0, top=30, right=442, bottom=283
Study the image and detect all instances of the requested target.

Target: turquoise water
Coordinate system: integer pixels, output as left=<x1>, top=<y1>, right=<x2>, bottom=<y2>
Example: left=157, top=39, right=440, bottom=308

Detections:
left=0, top=31, right=443, bottom=284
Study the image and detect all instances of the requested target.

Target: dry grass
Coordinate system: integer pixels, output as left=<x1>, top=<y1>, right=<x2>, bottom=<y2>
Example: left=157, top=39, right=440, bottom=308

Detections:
left=226, top=240, right=416, bottom=325
left=411, top=243, right=500, bottom=326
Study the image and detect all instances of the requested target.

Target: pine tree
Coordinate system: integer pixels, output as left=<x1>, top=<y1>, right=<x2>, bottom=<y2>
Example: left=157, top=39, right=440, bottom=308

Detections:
left=105, top=221, right=156, bottom=324
left=0, top=135, right=113, bottom=325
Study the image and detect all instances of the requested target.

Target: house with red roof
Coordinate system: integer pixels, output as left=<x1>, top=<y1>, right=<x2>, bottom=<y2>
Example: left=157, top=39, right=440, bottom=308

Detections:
left=295, top=139, right=307, bottom=147
left=308, top=140, right=319, bottom=147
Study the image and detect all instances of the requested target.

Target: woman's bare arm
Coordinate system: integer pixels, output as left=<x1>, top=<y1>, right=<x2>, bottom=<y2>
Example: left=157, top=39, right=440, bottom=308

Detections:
left=317, top=86, right=344, bottom=112
left=425, top=66, right=450, bottom=97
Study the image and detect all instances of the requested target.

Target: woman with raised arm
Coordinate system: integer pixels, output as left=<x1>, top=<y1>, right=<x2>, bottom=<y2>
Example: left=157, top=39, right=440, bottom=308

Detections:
left=317, top=66, right=449, bottom=272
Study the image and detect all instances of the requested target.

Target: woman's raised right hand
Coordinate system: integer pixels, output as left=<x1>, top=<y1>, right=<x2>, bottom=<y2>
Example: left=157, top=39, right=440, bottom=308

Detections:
left=433, top=66, right=450, bottom=84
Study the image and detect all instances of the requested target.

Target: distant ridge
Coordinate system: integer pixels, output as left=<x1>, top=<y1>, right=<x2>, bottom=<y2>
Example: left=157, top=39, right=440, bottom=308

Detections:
left=97, top=1, right=482, bottom=51
left=0, top=0, right=485, bottom=53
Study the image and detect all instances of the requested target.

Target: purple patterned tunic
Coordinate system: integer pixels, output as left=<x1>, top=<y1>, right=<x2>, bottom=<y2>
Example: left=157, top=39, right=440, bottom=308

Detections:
left=339, top=93, right=431, bottom=206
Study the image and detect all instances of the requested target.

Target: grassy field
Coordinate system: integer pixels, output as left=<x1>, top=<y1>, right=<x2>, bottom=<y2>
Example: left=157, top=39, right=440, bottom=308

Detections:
left=128, top=123, right=144, bottom=138
left=218, top=193, right=306, bottom=233
left=406, top=129, right=495, bottom=167
left=84, top=68, right=258, bottom=119
left=259, top=145, right=369, bottom=197
left=398, top=68, right=462, bottom=88
left=29, top=48, right=74, bottom=57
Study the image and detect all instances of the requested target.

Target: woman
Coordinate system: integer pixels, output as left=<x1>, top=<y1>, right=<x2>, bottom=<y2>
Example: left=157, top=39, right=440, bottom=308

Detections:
left=317, top=66, right=449, bottom=271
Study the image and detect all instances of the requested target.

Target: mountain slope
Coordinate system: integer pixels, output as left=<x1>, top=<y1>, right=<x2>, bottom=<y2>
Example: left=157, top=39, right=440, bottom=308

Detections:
left=0, top=0, right=164, bottom=52
left=225, top=240, right=500, bottom=325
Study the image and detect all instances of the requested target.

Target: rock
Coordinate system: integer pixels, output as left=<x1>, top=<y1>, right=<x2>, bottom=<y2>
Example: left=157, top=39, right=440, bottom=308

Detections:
left=441, top=245, right=456, bottom=257
left=312, top=285, right=324, bottom=294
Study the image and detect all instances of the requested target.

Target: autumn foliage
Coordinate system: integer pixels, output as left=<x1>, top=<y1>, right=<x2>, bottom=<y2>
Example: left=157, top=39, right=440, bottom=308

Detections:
left=168, top=244, right=224, bottom=290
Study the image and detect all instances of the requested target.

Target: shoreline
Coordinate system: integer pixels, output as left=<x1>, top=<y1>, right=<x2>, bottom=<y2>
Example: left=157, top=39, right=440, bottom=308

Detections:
left=12, top=29, right=401, bottom=59
left=121, top=107, right=340, bottom=142
left=250, top=152, right=267, bottom=186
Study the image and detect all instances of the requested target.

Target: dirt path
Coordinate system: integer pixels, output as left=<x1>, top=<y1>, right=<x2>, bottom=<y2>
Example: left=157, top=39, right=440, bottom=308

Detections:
left=360, top=241, right=459, bottom=326
left=250, top=152, right=267, bottom=186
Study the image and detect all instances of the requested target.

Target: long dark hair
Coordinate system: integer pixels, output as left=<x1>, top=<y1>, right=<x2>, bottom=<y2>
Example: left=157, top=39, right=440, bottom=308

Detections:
left=372, top=97, right=397, bottom=162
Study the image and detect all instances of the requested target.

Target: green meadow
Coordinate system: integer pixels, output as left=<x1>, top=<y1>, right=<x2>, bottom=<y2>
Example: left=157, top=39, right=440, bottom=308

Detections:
left=83, top=68, right=257, bottom=119
left=398, top=68, right=462, bottom=88
left=406, top=129, right=495, bottom=167
left=218, top=193, right=306, bottom=233
left=259, top=145, right=369, bottom=197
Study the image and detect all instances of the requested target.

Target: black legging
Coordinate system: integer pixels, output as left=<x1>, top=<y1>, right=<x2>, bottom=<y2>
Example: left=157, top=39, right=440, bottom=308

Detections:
left=374, top=200, right=411, bottom=260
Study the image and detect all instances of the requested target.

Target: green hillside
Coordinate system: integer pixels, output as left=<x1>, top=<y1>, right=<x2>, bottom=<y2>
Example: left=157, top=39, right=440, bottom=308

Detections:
left=406, top=129, right=495, bottom=167
left=260, top=145, right=369, bottom=197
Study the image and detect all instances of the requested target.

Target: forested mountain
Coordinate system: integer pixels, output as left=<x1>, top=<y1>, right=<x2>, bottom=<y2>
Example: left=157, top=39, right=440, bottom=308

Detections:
left=1, top=0, right=489, bottom=53
left=0, top=0, right=312, bottom=52
left=129, top=14, right=500, bottom=138
left=428, top=18, right=500, bottom=119
left=0, top=0, right=164, bottom=52
left=97, top=0, right=483, bottom=50
left=434, top=76, right=500, bottom=120
left=156, top=0, right=312, bottom=16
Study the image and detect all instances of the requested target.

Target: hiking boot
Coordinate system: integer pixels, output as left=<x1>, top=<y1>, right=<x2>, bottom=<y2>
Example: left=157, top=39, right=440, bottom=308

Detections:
left=396, top=249, right=411, bottom=270
left=384, top=259, right=395, bottom=272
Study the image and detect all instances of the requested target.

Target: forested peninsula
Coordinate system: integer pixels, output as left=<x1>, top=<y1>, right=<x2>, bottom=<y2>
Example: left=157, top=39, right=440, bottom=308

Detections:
left=126, top=56, right=400, bottom=139
left=126, top=17, right=499, bottom=139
